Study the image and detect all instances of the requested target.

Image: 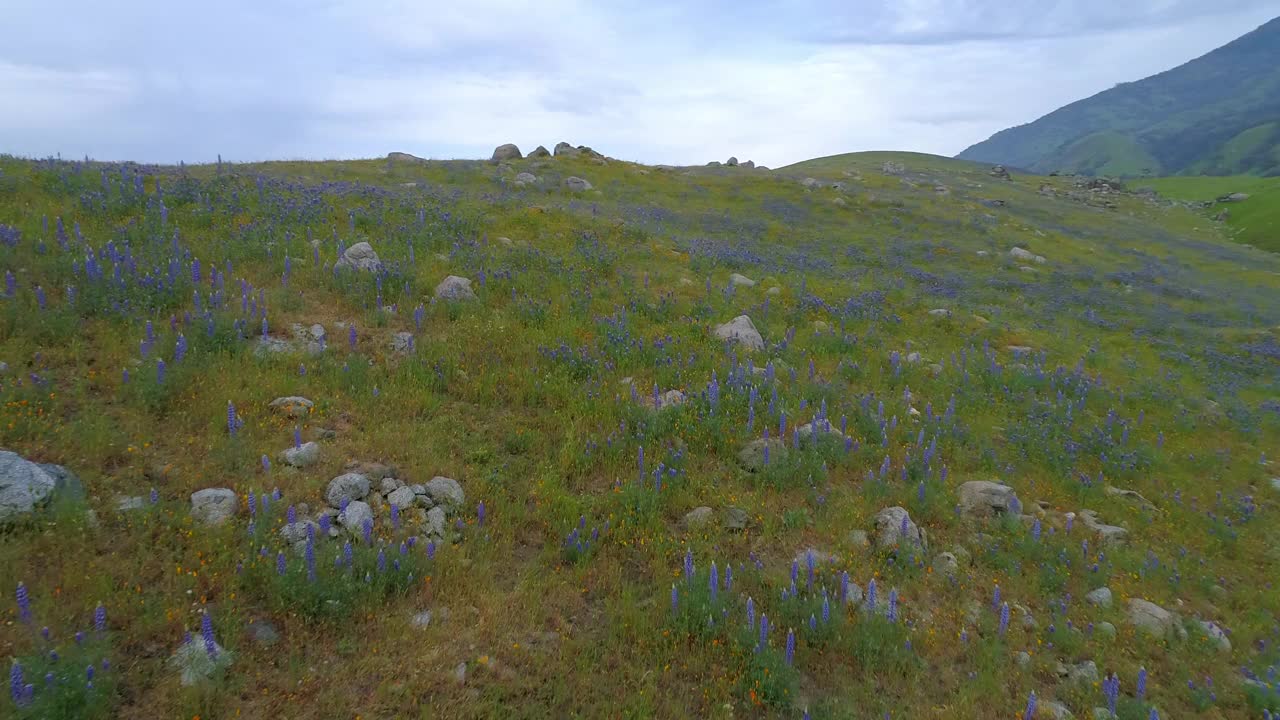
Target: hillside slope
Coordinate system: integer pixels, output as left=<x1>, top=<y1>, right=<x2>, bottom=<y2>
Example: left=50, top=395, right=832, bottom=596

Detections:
left=1, top=150, right=1278, bottom=718
left=957, top=16, right=1280, bottom=177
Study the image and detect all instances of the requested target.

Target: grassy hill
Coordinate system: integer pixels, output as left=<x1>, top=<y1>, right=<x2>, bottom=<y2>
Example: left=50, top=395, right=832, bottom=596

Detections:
left=1144, top=175, right=1280, bottom=253
left=958, top=16, right=1280, bottom=177
left=1, top=149, right=1279, bottom=719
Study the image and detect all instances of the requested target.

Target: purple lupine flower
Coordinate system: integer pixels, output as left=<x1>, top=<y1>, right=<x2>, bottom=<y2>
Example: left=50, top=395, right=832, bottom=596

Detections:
left=746, top=596, right=755, bottom=629
left=808, top=614, right=817, bottom=632
left=684, top=549, right=694, bottom=581
left=785, top=628, right=796, bottom=665
left=709, top=562, right=719, bottom=602
left=34, top=286, right=46, bottom=310
left=94, top=603, right=106, bottom=632
left=348, top=324, right=357, bottom=349
left=390, top=503, right=400, bottom=529
left=866, top=579, right=877, bottom=611
left=841, top=571, right=851, bottom=604
left=999, top=602, right=1010, bottom=636
left=201, top=612, right=217, bottom=658
left=377, top=548, right=387, bottom=573
left=174, top=334, right=187, bottom=362
left=822, top=594, right=831, bottom=623
left=156, top=359, right=166, bottom=384
left=16, top=582, right=31, bottom=623
left=806, top=550, right=815, bottom=590
left=1022, top=691, right=1037, bottom=720
left=638, top=446, right=645, bottom=484
left=362, top=517, right=373, bottom=545
left=887, top=589, right=899, bottom=622
left=1104, top=674, right=1119, bottom=715
left=122, top=368, right=130, bottom=384
left=4, top=270, right=15, bottom=298
left=670, top=584, right=678, bottom=612
left=287, top=505, right=297, bottom=524
left=305, top=537, right=316, bottom=582
left=1032, top=519, right=1042, bottom=541
left=993, top=584, right=1001, bottom=609
left=226, top=402, right=237, bottom=436
left=343, top=542, right=354, bottom=566
left=1137, top=667, right=1147, bottom=699
left=318, top=514, right=330, bottom=536
left=276, top=552, right=287, bottom=576
left=293, top=426, right=302, bottom=449
left=759, top=614, right=769, bottom=649
left=426, top=540, right=436, bottom=560
left=477, top=501, right=485, bottom=526
left=247, top=490, right=257, bottom=516
left=724, top=564, right=732, bottom=592
left=10, top=662, right=25, bottom=705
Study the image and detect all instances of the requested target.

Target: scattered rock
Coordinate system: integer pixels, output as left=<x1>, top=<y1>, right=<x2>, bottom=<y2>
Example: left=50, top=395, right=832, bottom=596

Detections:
left=527, top=146, right=551, bottom=159
left=326, top=473, right=370, bottom=507
left=1068, top=660, right=1100, bottom=684
left=514, top=172, right=537, bottom=187
left=552, top=142, right=578, bottom=157
left=565, top=176, right=593, bottom=192
left=934, top=552, right=959, bottom=574
left=115, top=495, right=146, bottom=512
left=1085, top=587, right=1113, bottom=608
left=387, top=486, right=417, bottom=510
left=741, top=160, right=755, bottom=169
left=379, top=477, right=401, bottom=494
left=170, top=636, right=232, bottom=686
left=1078, top=509, right=1128, bottom=545
left=454, top=662, right=467, bottom=685
left=928, top=308, right=951, bottom=317
left=728, top=273, right=756, bottom=288
left=1009, top=247, right=1046, bottom=264
left=1095, top=621, right=1117, bottom=639
left=1015, top=651, right=1031, bottom=668
left=425, top=506, right=447, bottom=538
left=1126, top=598, right=1181, bottom=639
left=411, top=610, right=434, bottom=628
left=1104, top=486, right=1155, bottom=512
left=190, top=488, right=237, bottom=526
left=434, top=275, right=477, bottom=301
left=794, top=547, right=840, bottom=568
left=279, top=520, right=318, bottom=545
left=387, top=151, right=426, bottom=163
left=490, top=144, right=522, bottom=162
left=956, top=481, right=1022, bottom=519
left=279, top=442, right=320, bottom=468
left=872, top=506, right=926, bottom=551
left=723, top=507, right=749, bottom=531
left=849, top=530, right=871, bottom=548
left=725, top=157, right=738, bottom=166
left=37, top=462, right=83, bottom=501
left=1195, top=620, right=1231, bottom=651
left=990, top=165, right=1011, bottom=180
left=647, top=389, right=686, bottom=409
left=334, top=242, right=382, bottom=272
left=338, top=501, right=373, bottom=535
left=0, top=450, right=58, bottom=523
left=714, top=315, right=764, bottom=351
left=424, top=476, right=465, bottom=509
left=683, top=506, right=714, bottom=528
left=1217, top=192, right=1249, bottom=203
left=269, top=396, right=314, bottom=418
left=390, top=332, right=414, bottom=353
left=736, top=438, right=786, bottom=472
left=801, top=177, right=820, bottom=189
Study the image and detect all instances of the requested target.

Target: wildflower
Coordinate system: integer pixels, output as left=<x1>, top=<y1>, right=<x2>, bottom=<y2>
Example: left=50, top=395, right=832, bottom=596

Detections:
left=822, top=595, right=830, bottom=623
left=709, top=562, right=718, bottom=602
left=999, top=602, right=1010, bottom=636
left=390, top=503, right=400, bottom=529
left=806, top=550, right=815, bottom=590
left=840, top=571, right=850, bottom=604
left=362, top=517, right=373, bottom=545
left=427, top=540, right=436, bottom=559
left=759, top=614, right=769, bottom=649
left=1032, top=518, right=1042, bottom=542
left=377, top=548, right=387, bottom=573
left=156, top=359, right=166, bottom=384
left=684, top=549, right=694, bottom=582
left=1136, top=666, right=1147, bottom=699
left=343, top=542, right=354, bottom=566
left=887, top=588, right=899, bottom=622
left=94, top=603, right=106, bottom=632
left=294, top=426, right=302, bottom=449
left=785, top=628, right=796, bottom=665
left=478, top=501, right=486, bottom=526
left=276, top=552, right=287, bottom=576
left=150, top=487, right=158, bottom=504
left=746, top=596, right=755, bottom=629
left=305, top=538, right=316, bottom=582
left=348, top=324, right=357, bottom=349
left=226, top=402, right=237, bottom=436
left=201, top=612, right=218, bottom=658
left=866, top=579, right=877, bottom=611
left=1023, top=690, right=1037, bottom=720
left=16, top=582, right=31, bottom=623
left=670, top=585, right=678, bottom=613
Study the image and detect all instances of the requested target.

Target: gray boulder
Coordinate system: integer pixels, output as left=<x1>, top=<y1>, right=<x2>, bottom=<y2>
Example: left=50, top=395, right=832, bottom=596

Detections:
left=714, top=315, right=764, bottom=351
left=434, top=275, right=476, bottom=301
left=0, top=450, right=57, bottom=523
left=683, top=506, right=713, bottom=528
left=956, top=481, right=1021, bottom=519
left=490, top=144, right=522, bottom=162
left=387, top=485, right=417, bottom=510
left=873, top=506, right=926, bottom=551
left=723, top=507, right=749, bottom=531
left=565, top=176, right=593, bottom=192
left=740, top=160, right=755, bottom=169
left=1104, top=486, right=1155, bottom=512
left=37, top=462, right=83, bottom=500
left=334, top=242, right=382, bottom=272
left=170, top=635, right=233, bottom=686
left=1010, top=247, right=1046, bottom=264
left=279, top=442, right=320, bottom=468
left=1077, top=509, right=1128, bottom=545
left=387, top=151, right=426, bottom=163
left=115, top=496, right=146, bottom=512
left=268, top=396, right=314, bottom=418
left=527, top=146, right=551, bottom=159
left=553, top=142, right=579, bottom=157
left=514, top=172, right=537, bottom=187
left=1085, top=587, right=1113, bottom=608
left=736, top=438, right=786, bottom=472
left=933, top=552, right=959, bottom=575
left=424, top=476, right=465, bottom=509
left=1126, top=598, right=1182, bottom=639
left=425, top=506, right=447, bottom=537
left=190, top=488, right=237, bottom=526
left=338, top=500, right=373, bottom=535
left=326, top=473, right=370, bottom=507
left=279, top=520, right=318, bottom=545
left=725, top=157, right=738, bottom=166
left=1041, top=700, right=1075, bottom=719
left=728, top=273, right=756, bottom=287
left=391, top=332, right=414, bottom=353
left=1195, top=620, right=1231, bottom=651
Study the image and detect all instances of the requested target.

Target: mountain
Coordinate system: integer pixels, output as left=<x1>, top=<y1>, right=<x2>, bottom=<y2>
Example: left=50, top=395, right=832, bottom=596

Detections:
left=957, top=16, right=1280, bottom=177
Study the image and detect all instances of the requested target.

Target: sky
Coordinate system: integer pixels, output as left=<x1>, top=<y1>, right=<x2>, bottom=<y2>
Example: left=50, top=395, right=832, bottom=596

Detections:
left=2, top=1, right=1277, bottom=168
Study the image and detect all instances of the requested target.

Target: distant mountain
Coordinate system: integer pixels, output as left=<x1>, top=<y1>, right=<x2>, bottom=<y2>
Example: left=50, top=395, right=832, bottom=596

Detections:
left=957, top=16, right=1280, bottom=177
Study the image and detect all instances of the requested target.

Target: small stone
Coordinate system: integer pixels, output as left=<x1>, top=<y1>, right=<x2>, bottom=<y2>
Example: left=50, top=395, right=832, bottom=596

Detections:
left=115, top=496, right=146, bottom=512
left=1126, top=598, right=1181, bottom=639
left=1041, top=700, right=1075, bottom=719
left=190, top=488, right=237, bottom=526
left=391, top=332, right=414, bottom=353
left=1069, top=660, right=1099, bottom=684
left=1015, top=651, right=1031, bottom=668
left=933, top=552, right=959, bottom=574
left=268, top=396, right=314, bottom=418
left=279, top=520, right=318, bottom=545
left=454, top=662, right=467, bottom=685
left=334, top=241, right=382, bottom=272
left=411, top=610, right=433, bottom=628
left=1195, top=620, right=1231, bottom=651
left=928, top=309, right=951, bottom=317
left=1085, top=587, right=1113, bottom=608
left=1078, top=509, right=1128, bottom=545
left=873, top=507, right=926, bottom=551
left=170, top=636, right=232, bottom=686
left=565, top=176, right=593, bottom=192
left=425, top=506, right=447, bottom=538
left=714, top=315, right=764, bottom=351
left=683, top=506, right=714, bottom=528
left=957, top=480, right=1022, bottom=519
left=723, top=507, right=749, bottom=531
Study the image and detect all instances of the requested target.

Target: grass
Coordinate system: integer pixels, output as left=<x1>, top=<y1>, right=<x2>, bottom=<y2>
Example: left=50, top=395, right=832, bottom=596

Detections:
left=0, top=149, right=1278, bottom=718
left=1143, top=175, right=1280, bottom=253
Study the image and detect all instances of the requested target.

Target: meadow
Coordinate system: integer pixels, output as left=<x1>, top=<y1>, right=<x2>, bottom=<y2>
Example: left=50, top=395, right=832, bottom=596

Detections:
left=1, top=147, right=1278, bottom=719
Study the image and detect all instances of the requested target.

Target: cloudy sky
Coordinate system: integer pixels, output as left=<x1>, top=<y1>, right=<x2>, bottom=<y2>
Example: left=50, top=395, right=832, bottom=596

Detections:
left=2, top=1, right=1276, bottom=167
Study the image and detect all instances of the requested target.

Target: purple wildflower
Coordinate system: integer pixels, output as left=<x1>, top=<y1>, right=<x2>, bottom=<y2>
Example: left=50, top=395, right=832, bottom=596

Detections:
left=16, top=582, right=31, bottom=623
left=201, top=611, right=217, bottom=658
left=785, top=628, right=795, bottom=665
left=276, top=552, right=287, bottom=576
left=94, top=603, right=106, bottom=632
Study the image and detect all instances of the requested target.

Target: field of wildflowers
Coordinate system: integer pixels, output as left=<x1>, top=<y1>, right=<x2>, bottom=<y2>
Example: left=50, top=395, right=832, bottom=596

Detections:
left=1, top=148, right=1278, bottom=718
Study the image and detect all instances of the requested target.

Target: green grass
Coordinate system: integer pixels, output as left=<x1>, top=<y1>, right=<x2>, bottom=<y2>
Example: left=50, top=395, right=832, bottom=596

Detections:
left=0, top=149, right=1278, bottom=719
left=1145, top=175, right=1280, bottom=252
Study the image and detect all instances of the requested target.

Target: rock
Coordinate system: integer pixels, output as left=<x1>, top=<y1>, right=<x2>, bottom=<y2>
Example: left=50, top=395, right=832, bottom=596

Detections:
left=424, top=476, right=465, bottom=509
left=279, top=520, right=318, bottom=545
left=1104, top=486, right=1155, bottom=512
left=391, top=332, right=414, bottom=353
left=1015, top=604, right=1038, bottom=630
left=291, top=324, right=327, bottom=355
left=706, top=161, right=722, bottom=167
left=736, top=438, right=786, bottom=472
left=514, top=172, right=537, bottom=187
left=1195, top=620, right=1231, bottom=651
left=334, top=242, right=382, bottom=272
left=338, top=501, right=373, bottom=535
left=490, top=144, right=522, bottom=162
left=565, top=176, right=593, bottom=192
left=934, top=552, right=959, bottom=574
left=1078, top=509, right=1128, bottom=545
left=387, top=486, right=417, bottom=510
left=454, top=662, right=467, bottom=685
left=1069, top=660, right=1099, bottom=684
left=1269, top=477, right=1280, bottom=493
left=849, top=530, right=871, bottom=548
left=170, top=636, right=232, bottom=686
left=326, top=473, right=370, bottom=507
left=990, top=165, right=1011, bottom=180
left=1213, top=209, right=1230, bottom=222
left=906, top=352, right=922, bottom=364
left=723, top=507, right=749, bottom=531
left=648, top=389, right=686, bottom=409
left=190, top=488, right=237, bottom=526
left=714, top=315, right=764, bottom=351
left=1015, top=651, right=1031, bottom=668
left=434, top=275, right=477, bottom=301
left=950, top=545, right=971, bottom=566
left=1041, top=700, right=1075, bottom=719
left=553, top=142, right=579, bottom=157
left=279, top=442, right=320, bottom=468
left=956, top=481, right=1022, bottom=519
left=0, top=450, right=57, bottom=522
left=725, top=156, right=738, bottom=166
left=800, top=177, right=820, bottom=189
left=269, top=396, right=314, bottom=418
left=741, top=160, right=755, bottom=169
left=1217, top=192, right=1250, bottom=202
left=527, top=146, right=551, bottom=159
left=1091, top=708, right=1112, bottom=720
left=347, top=461, right=398, bottom=481
left=411, top=610, right=434, bottom=628
left=1095, top=621, right=1117, bottom=639
left=37, top=463, right=83, bottom=500
left=115, top=496, right=146, bottom=512
left=1126, top=598, right=1181, bottom=639
left=425, top=506, right=447, bottom=537
left=1085, top=587, right=1113, bottom=608
left=794, top=547, right=840, bottom=568
left=387, top=151, right=426, bottom=163
left=246, top=618, right=280, bottom=646
left=928, top=309, right=952, bottom=317
left=873, top=507, right=926, bottom=551
left=728, top=273, right=756, bottom=287
left=1010, top=247, right=1046, bottom=264
left=683, top=506, right=713, bottom=528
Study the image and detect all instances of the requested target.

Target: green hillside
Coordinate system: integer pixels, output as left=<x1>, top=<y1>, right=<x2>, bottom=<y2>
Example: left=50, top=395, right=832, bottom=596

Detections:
left=958, top=16, right=1280, bottom=177
left=1145, top=175, right=1280, bottom=252
left=1, top=149, right=1279, bottom=719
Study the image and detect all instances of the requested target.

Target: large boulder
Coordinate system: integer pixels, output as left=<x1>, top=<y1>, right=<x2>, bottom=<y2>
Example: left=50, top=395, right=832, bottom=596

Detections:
left=424, top=476, right=465, bottom=509
left=387, top=485, right=417, bottom=510
left=553, top=142, right=579, bottom=157
left=279, top=442, right=320, bottom=468
left=736, top=438, right=786, bottom=472
left=334, top=242, right=382, bottom=272
left=190, top=488, right=237, bottom=526
left=728, top=273, right=756, bottom=288
left=338, top=500, right=373, bottom=535
left=387, top=151, right=426, bottom=163
left=956, top=481, right=1022, bottom=519
left=434, top=275, right=477, bottom=301
left=1126, top=599, right=1183, bottom=639
left=565, top=176, right=593, bottom=192
left=0, top=450, right=57, bottom=523
left=873, top=507, right=926, bottom=551
left=326, top=473, right=370, bottom=508
left=714, top=315, right=764, bottom=351
left=490, top=144, right=522, bottom=162
left=527, top=145, right=551, bottom=159
left=268, top=396, right=314, bottom=418
left=170, top=635, right=233, bottom=686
